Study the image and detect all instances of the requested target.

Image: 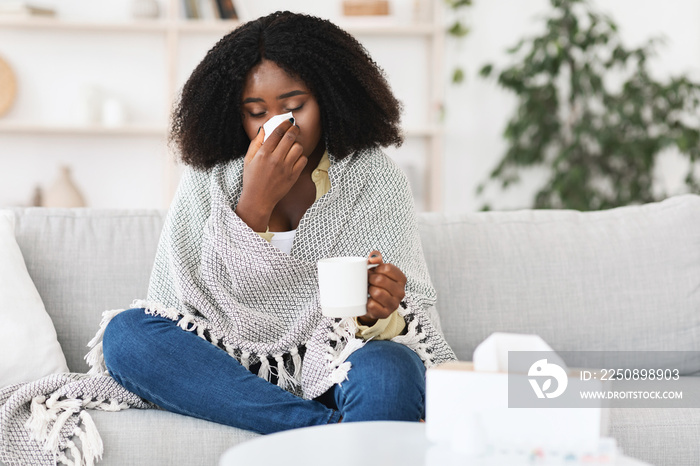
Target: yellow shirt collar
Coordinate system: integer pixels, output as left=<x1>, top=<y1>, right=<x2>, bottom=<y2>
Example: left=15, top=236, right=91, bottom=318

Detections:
left=311, top=151, right=331, bottom=201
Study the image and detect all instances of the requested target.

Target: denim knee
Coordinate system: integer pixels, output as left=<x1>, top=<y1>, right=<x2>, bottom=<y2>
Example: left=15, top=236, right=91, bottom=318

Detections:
left=102, top=308, right=149, bottom=377
left=337, top=340, right=426, bottom=421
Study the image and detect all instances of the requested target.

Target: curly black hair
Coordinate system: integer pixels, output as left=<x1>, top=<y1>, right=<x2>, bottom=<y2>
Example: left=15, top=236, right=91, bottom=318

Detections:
left=170, top=11, right=403, bottom=169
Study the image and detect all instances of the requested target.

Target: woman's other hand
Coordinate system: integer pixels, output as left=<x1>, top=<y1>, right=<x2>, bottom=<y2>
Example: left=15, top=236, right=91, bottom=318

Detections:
left=359, top=250, right=407, bottom=326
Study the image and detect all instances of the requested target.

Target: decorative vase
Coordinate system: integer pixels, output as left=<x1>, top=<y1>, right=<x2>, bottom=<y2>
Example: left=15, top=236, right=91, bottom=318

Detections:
left=42, top=166, right=87, bottom=208
left=131, top=0, right=160, bottom=19
left=30, top=185, right=42, bottom=207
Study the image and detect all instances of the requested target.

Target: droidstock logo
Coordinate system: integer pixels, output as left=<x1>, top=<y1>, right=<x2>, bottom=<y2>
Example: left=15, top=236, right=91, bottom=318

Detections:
left=528, top=359, right=568, bottom=399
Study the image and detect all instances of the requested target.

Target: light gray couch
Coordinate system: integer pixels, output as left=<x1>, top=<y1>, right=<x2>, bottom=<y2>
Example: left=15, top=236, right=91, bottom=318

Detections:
left=8, top=194, right=700, bottom=465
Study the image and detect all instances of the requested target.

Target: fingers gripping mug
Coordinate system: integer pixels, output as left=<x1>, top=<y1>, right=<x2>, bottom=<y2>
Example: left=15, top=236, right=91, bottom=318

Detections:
left=317, top=257, right=379, bottom=318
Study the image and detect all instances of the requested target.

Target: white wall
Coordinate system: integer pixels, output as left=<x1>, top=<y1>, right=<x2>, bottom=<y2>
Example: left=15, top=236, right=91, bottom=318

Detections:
left=1, top=0, right=698, bottom=211
left=443, top=0, right=700, bottom=212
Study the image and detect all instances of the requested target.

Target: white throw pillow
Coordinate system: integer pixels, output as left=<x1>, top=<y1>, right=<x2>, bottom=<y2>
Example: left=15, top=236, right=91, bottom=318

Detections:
left=0, top=210, right=69, bottom=388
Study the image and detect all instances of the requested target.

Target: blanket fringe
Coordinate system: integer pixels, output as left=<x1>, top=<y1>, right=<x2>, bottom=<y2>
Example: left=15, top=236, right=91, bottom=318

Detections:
left=177, top=313, right=197, bottom=332
left=273, top=353, right=297, bottom=391
left=257, top=356, right=271, bottom=382
left=65, top=440, right=81, bottom=466
left=391, top=315, right=433, bottom=366
left=327, top=318, right=365, bottom=385
left=74, top=411, right=103, bottom=466
left=45, top=399, right=82, bottom=452
left=290, top=346, right=302, bottom=383
left=134, top=299, right=180, bottom=321
left=122, top=301, right=310, bottom=394
left=85, top=308, right=127, bottom=376
left=25, top=394, right=83, bottom=457
left=240, top=351, right=251, bottom=370
left=26, top=393, right=116, bottom=466
left=26, top=395, right=50, bottom=441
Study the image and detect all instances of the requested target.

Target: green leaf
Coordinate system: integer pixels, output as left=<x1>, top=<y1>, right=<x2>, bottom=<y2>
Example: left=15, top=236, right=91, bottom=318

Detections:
left=506, top=39, right=526, bottom=55
left=479, top=64, right=493, bottom=78
left=452, top=68, right=465, bottom=84
left=448, top=21, right=470, bottom=38
left=446, top=0, right=472, bottom=8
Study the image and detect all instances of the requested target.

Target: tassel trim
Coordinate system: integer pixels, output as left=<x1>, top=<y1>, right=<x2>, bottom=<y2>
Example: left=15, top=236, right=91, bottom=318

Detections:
left=131, top=300, right=306, bottom=392
left=24, top=392, right=123, bottom=466
left=85, top=308, right=128, bottom=376
left=326, top=318, right=365, bottom=385
left=391, top=311, right=434, bottom=367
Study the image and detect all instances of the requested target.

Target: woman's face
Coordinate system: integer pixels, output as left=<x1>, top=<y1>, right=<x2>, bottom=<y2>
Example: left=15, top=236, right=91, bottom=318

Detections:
left=241, top=60, right=324, bottom=159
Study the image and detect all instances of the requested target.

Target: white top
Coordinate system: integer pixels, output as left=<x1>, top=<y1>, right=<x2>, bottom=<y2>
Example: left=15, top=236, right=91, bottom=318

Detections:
left=269, top=229, right=297, bottom=255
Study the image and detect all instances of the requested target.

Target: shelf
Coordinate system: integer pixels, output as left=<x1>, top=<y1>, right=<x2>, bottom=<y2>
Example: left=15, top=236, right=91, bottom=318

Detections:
left=0, top=123, right=166, bottom=137
left=338, top=21, right=437, bottom=36
left=0, top=17, right=171, bottom=32
left=405, top=126, right=443, bottom=137
left=176, top=20, right=437, bottom=36
left=0, top=122, right=438, bottom=139
left=0, top=17, right=437, bottom=36
left=0, top=121, right=441, bottom=137
left=173, top=19, right=240, bottom=33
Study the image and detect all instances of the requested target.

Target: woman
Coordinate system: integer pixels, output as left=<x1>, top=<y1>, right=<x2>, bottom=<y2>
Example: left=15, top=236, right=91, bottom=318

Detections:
left=102, top=10, right=456, bottom=434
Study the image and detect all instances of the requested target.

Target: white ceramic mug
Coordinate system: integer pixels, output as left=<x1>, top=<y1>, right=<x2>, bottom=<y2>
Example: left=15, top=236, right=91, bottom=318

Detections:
left=317, top=256, right=378, bottom=318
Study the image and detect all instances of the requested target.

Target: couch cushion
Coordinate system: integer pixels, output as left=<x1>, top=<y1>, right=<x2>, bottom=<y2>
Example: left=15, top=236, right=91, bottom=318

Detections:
left=418, top=195, right=700, bottom=371
left=88, top=409, right=258, bottom=465
left=11, top=208, right=167, bottom=373
left=0, top=210, right=68, bottom=387
left=610, top=403, right=700, bottom=466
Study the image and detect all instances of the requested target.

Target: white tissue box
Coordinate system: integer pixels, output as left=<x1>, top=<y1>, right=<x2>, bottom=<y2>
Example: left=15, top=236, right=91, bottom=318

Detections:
left=425, top=360, right=604, bottom=457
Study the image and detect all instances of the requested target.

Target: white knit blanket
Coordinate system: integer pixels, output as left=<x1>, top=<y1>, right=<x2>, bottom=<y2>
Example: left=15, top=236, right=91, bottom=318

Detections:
left=0, top=149, right=456, bottom=465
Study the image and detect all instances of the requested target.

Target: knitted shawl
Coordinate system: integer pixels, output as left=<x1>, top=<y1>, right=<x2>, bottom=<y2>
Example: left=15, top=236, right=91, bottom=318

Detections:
left=0, top=149, right=456, bottom=466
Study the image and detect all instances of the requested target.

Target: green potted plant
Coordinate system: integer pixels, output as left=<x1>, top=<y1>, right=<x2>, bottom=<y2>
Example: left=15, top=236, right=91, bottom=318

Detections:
left=445, top=0, right=472, bottom=84
left=478, top=0, right=700, bottom=211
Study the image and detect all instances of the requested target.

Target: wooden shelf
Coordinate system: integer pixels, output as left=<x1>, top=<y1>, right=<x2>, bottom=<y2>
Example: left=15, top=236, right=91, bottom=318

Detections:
left=339, top=21, right=437, bottom=36
left=173, top=19, right=240, bottom=33
left=0, top=17, right=169, bottom=32
left=0, top=123, right=437, bottom=138
left=405, top=126, right=443, bottom=137
left=0, top=123, right=166, bottom=137
left=0, top=17, right=435, bottom=36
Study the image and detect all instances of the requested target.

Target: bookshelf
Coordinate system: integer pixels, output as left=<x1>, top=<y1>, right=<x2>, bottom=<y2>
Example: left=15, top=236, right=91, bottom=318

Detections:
left=0, top=0, right=445, bottom=210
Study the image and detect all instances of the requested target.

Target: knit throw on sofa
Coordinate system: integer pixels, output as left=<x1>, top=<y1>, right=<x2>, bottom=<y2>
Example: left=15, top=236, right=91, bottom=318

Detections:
left=0, top=149, right=456, bottom=465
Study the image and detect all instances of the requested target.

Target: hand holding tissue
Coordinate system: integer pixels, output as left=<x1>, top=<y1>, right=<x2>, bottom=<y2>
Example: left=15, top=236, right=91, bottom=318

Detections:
left=425, top=332, right=612, bottom=462
left=262, top=112, right=295, bottom=142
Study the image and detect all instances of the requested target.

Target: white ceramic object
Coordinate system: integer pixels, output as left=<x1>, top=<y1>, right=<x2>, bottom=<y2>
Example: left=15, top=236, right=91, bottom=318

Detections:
left=102, top=97, right=127, bottom=127
left=77, top=85, right=102, bottom=125
left=317, top=257, right=377, bottom=318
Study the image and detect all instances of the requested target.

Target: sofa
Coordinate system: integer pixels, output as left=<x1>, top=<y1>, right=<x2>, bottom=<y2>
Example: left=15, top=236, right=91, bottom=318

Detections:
left=4, top=193, right=700, bottom=465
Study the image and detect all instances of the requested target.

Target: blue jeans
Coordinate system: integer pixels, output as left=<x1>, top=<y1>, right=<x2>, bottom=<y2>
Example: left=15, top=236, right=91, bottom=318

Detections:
left=102, top=308, right=425, bottom=434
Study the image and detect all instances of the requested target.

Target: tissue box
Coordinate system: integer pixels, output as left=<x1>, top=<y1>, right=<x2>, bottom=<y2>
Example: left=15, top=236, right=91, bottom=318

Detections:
left=426, top=361, right=604, bottom=456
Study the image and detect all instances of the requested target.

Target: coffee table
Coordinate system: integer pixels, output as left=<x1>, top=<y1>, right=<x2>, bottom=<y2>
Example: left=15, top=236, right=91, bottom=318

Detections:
left=218, top=421, right=652, bottom=466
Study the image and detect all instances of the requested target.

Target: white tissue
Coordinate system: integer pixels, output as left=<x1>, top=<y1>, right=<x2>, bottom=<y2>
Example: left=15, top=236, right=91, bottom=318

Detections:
left=262, top=112, right=295, bottom=142
left=473, top=332, right=568, bottom=373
